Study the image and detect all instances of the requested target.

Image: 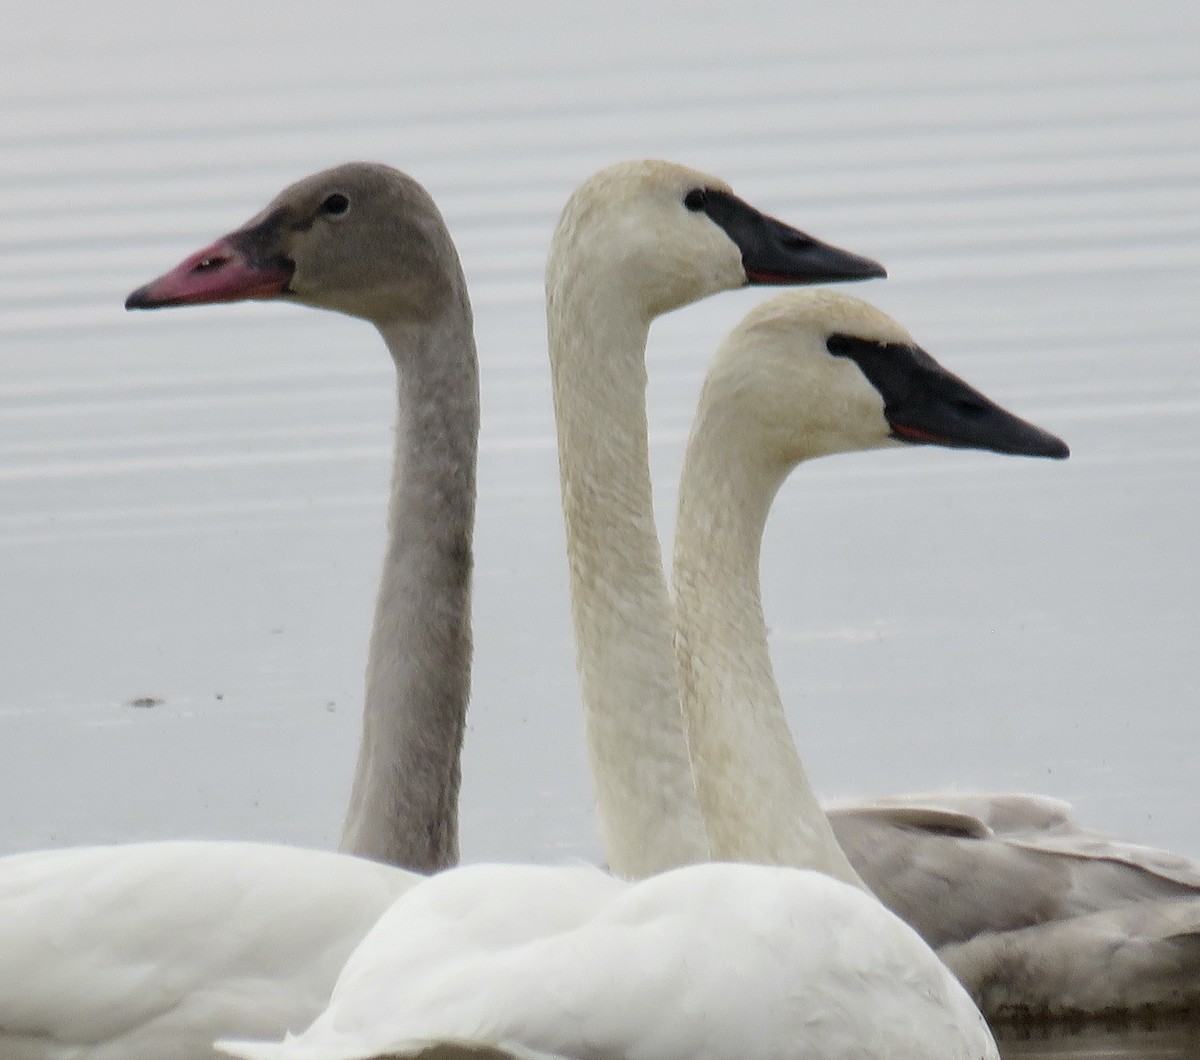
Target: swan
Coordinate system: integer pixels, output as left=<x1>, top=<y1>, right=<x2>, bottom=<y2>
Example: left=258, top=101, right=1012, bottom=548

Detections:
left=670, top=288, right=1068, bottom=877
left=0, top=162, right=479, bottom=1059
left=832, top=794, right=1200, bottom=1018
left=125, top=162, right=478, bottom=869
left=215, top=161, right=996, bottom=1060
left=670, top=289, right=1200, bottom=1019
left=545, top=160, right=884, bottom=879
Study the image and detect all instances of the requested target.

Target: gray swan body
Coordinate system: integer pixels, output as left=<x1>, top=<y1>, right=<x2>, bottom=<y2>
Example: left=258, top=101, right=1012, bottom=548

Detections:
left=0, top=162, right=475, bottom=1060
left=827, top=792, right=1200, bottom=951
left=669, top=289, right=1200, bottom=1020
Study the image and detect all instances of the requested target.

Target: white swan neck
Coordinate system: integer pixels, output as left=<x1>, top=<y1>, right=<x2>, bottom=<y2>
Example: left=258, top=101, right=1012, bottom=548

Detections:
left=340, top=307, right=478, bottom=872
left=672, top=398, right=863, bottom=888
left=547, top=285, right=709, bottom=878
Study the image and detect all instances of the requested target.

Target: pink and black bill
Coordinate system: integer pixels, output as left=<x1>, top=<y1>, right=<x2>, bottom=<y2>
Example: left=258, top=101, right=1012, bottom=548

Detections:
left=827, top=334, right=1069, bottom=459
left=125, top=212, right=296, bottom=310
left=684, top=187, right=886, bottom=286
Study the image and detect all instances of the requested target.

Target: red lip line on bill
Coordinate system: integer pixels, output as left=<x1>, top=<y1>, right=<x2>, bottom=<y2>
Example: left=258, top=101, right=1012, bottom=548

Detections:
left=890, top=422, right=948, bottom=445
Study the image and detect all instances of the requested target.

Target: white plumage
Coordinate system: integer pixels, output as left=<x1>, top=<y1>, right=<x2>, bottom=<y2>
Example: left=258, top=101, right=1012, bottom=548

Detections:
left=0, top=843, right=411, bottom=1060
left=218, top=862, right=997, bottom=1060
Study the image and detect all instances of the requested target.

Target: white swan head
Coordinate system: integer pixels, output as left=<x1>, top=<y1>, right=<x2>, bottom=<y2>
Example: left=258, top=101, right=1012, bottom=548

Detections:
left=704, top=290, right=1070, bottom=466
left=126, top=162, right=464, bottom=326
left=546, top=161, right=885, bottom=319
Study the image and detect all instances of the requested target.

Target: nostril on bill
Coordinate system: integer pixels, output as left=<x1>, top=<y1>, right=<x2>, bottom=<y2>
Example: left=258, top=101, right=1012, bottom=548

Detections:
left=194, top=256, right=228, bottom=273
left=780, top=233, right=814, bottom=249
left=956, top=400, right=988, bottom=417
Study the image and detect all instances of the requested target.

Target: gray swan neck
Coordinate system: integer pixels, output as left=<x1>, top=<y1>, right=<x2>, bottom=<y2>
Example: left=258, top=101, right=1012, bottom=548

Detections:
left=340, top=302, right=478, bottom=872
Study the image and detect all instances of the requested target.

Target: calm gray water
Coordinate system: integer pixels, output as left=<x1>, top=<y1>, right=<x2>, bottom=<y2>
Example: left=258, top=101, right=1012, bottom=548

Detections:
left=2, top=4, right=1198, bottom=1055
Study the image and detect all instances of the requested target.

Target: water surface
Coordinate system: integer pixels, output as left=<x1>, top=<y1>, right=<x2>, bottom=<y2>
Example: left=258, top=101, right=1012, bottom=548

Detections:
left=1, top=5, right=1198, bottom=1055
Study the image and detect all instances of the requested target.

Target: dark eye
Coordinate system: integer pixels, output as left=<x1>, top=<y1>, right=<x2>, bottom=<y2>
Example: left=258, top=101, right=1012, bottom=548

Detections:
left=321, top=193, right=350, bottom=217
left=683, top=188, right=707, bottom=212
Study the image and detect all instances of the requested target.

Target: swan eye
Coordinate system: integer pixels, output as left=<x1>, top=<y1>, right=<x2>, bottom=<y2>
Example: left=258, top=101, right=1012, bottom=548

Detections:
left=683, top=188, right=707, bottom=212
left=320, top=193, right=350, bottom=217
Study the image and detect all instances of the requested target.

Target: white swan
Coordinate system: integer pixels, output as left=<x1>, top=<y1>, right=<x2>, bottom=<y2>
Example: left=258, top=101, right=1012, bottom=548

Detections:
left=671, top=288, right=1068, bottom=876
left=0, top=162, right=481, bottom=1059
left=670, top=290, right=1200, bottom=1020
left=545, top=161, right=883, bottom=879
left=215, top=161, right=995, bottom=1060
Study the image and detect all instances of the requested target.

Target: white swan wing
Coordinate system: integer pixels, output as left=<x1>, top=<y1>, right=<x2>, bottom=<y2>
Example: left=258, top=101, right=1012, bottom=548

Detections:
left=0, top=841, right=414, bottom=1060
left=219, top=862, right=996, bottom=1060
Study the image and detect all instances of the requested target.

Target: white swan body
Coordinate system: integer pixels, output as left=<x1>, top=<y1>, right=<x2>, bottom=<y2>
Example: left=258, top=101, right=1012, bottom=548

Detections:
left=0, top=843, right=409, bottom=1060
left=218, top=163, right=994, bottom=1060
left=0, top=162, right=479, bottom=1059
left=217, top=862, right=997, bottom=1060
left=672, top=290, right=1200, bottom=1019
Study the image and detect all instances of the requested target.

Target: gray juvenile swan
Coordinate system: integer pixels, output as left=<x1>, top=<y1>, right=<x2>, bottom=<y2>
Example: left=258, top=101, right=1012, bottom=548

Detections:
left=125, top=162, right=478, bottom=872
left=670, top=289, right=1200, bottom=1020
left=0, top=162, right=474, bottom=1060
left=827, top=792, right=1200, bottom=954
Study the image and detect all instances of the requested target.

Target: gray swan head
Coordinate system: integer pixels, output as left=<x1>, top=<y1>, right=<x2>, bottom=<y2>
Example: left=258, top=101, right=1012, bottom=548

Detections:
left=126, top=162, right=467, bottom=329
